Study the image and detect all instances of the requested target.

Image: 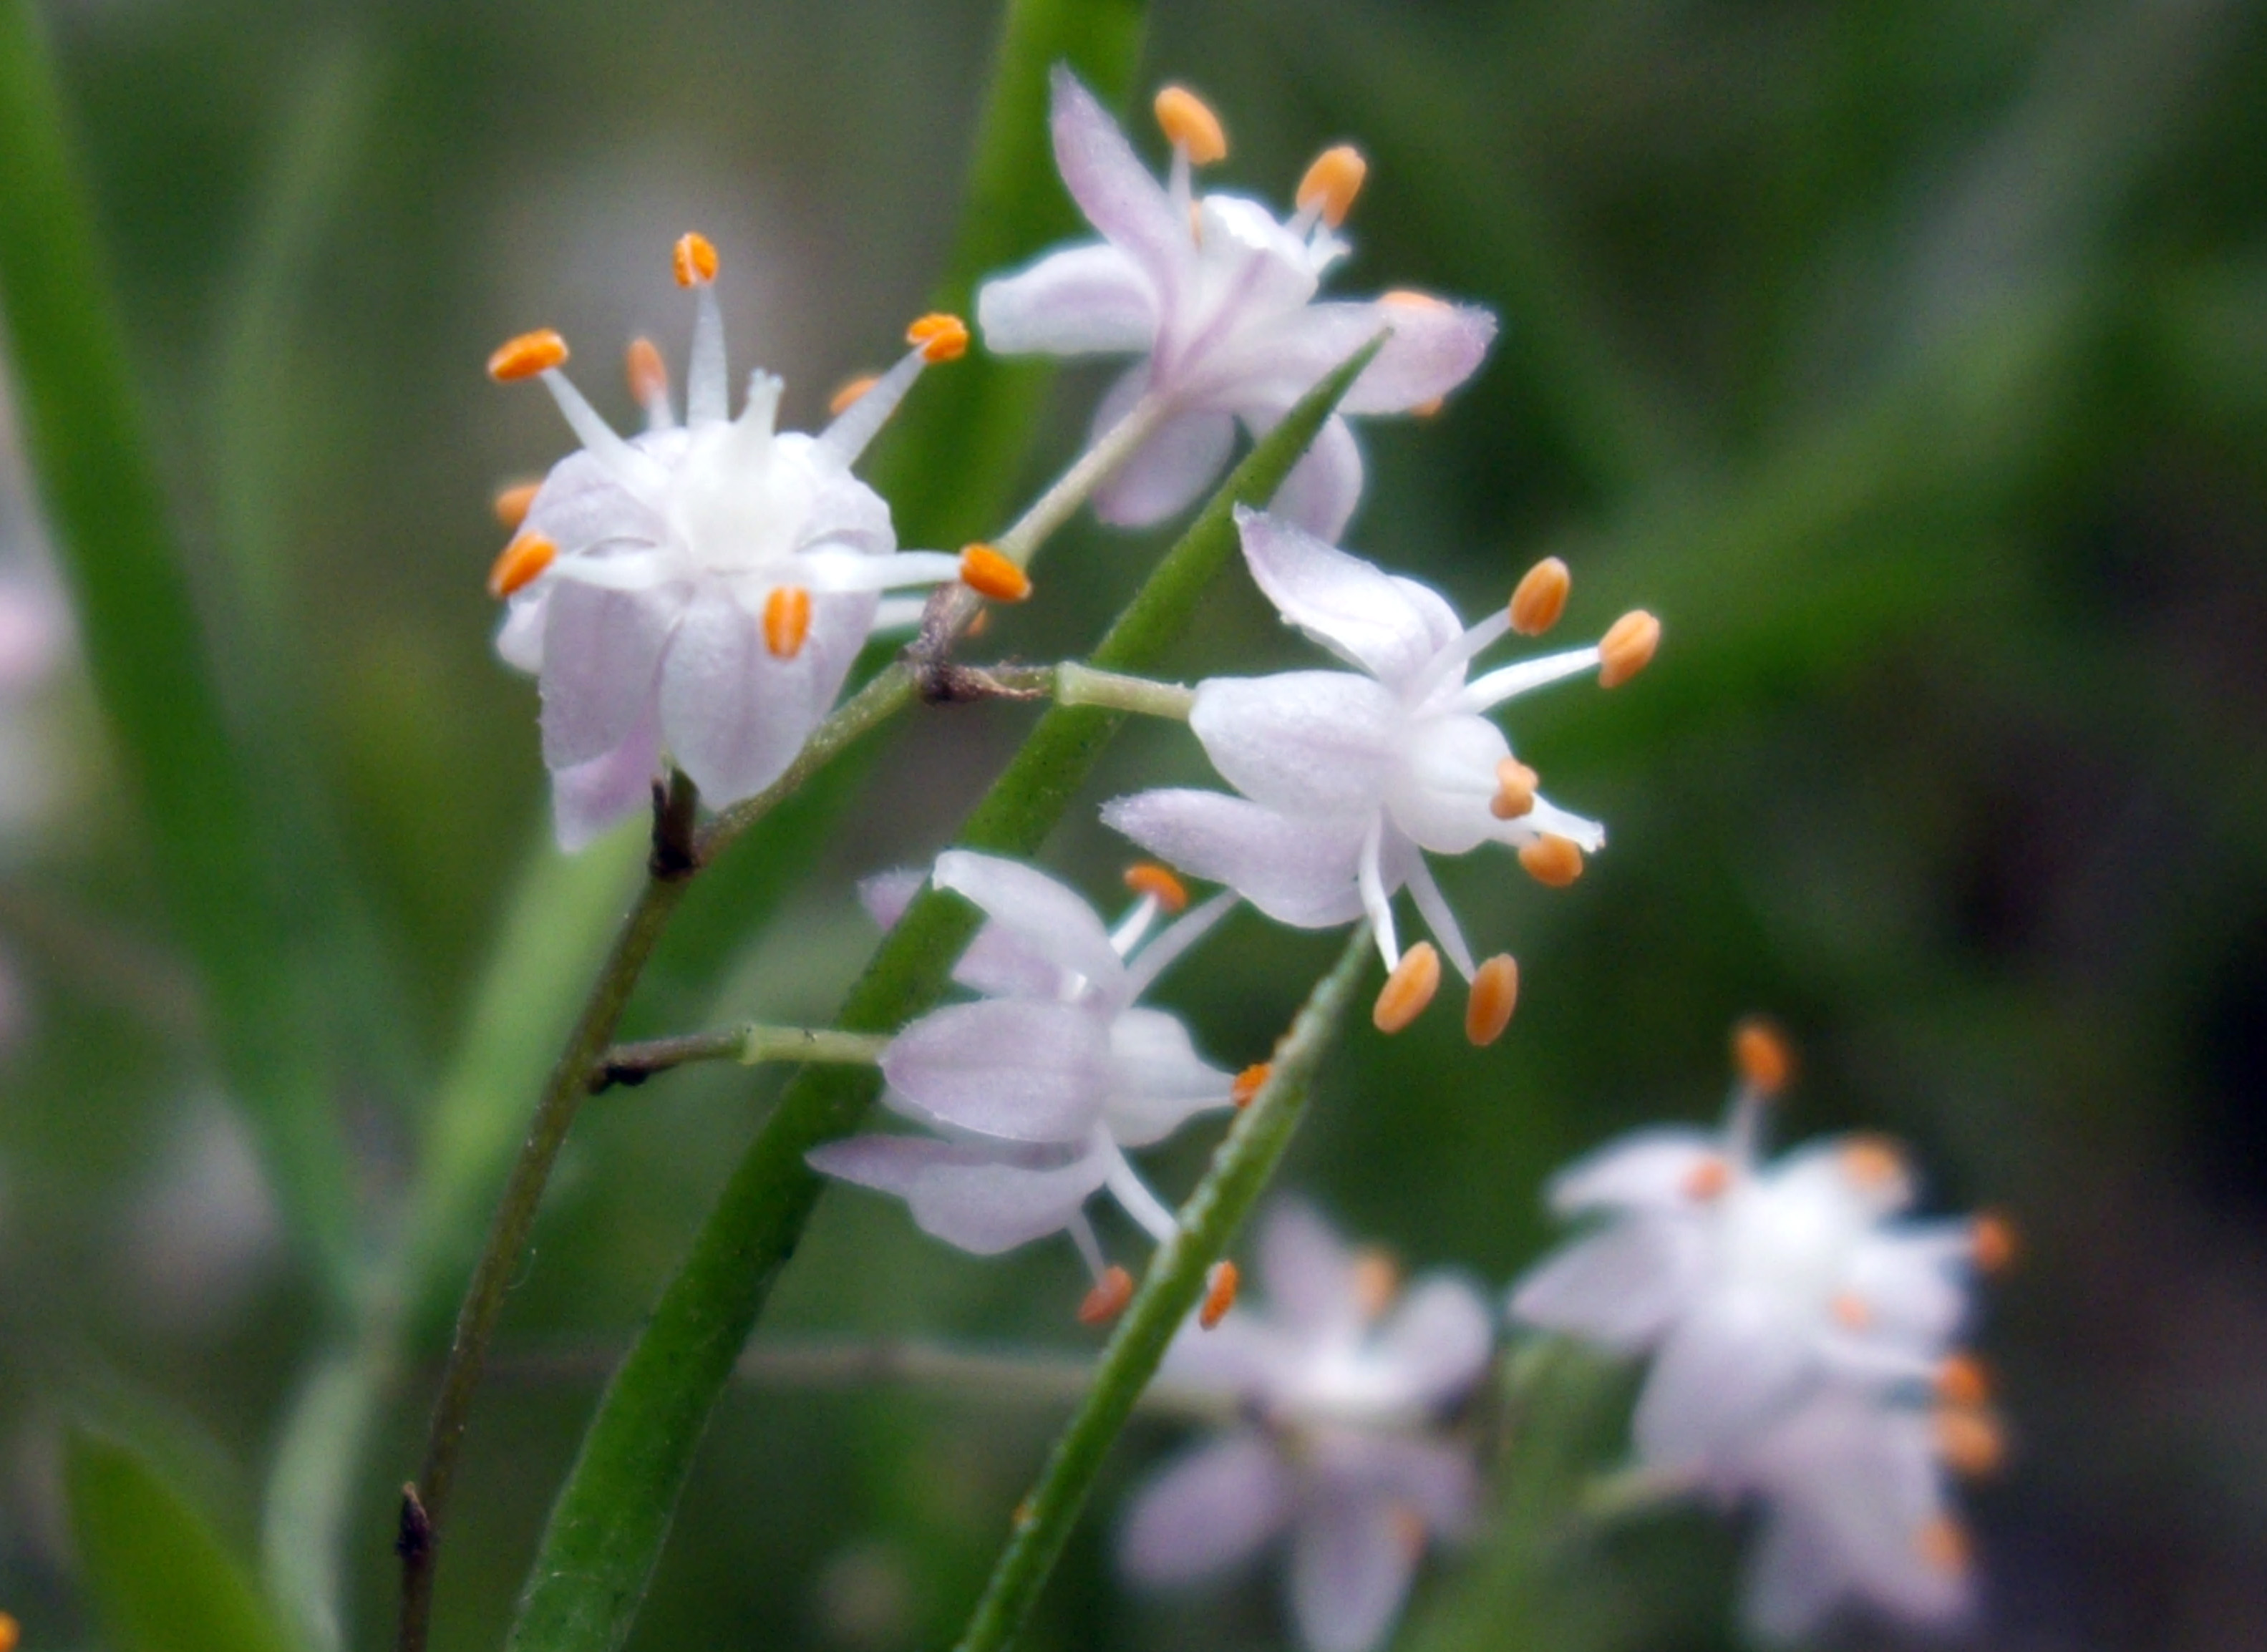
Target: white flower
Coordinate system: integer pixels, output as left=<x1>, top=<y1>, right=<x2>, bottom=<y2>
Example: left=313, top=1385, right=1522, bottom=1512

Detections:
left=1508, top=1026, right=2008, bottom=1639
left=808, top=852, right=1240, bottom=1276
left=1105, top=507, right=1658, bottom=1039
left=1120, top=1202, right=1494, bottom=1652
left=977, top=71, right=1496, bottom=541
left=487, top=235, right=981, bottom=849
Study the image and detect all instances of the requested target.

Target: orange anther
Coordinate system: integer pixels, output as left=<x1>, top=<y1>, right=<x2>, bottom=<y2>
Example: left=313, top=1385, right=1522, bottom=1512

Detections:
left=672, top=231, right=719, bottom=287
left=1518, top=835, right=1585, bottom=888
left=487, top=329, right=568, bottom=382
left=1230, top=1062, right=1271, bottom=1107
left=1839, top=1134, right=1909, bottom=1192
left=492, top=480, right=540, bottom=529
left=966, top=606, right=992, bottom=640
left=1971, top=1211, right=2019, bottom=1274
left=1915, top=1516, right=1972, bottom=1575
left=1936, top=1354, right=1991, bottom=1410
left=1936, top=1408, right=2006, bottom=1478
left=958, top=543, right=1031, bottom=602
left=1298, top=145, right=1368, bottom=227
left=1153, top=85, right=1228, bottom=165
left=0, top=1612, right=19, bottom=1652
left=1350, top=1248, right=1401, bottom=1319
left=487, top=533, right=556, bottom=599
left=1732, top=1016, right=1795, bottom=1097
left=1682, top=1156, right=1732, bottom=1201
left=1410, top=396, right=1445, bottom=417
left=1373, top=942, right=1442, bottom=1034
left=827, top=373, right=880, bottom=416
left=1381, top=288, right=1448, bottom=311
left=1465, top=953, right=1519, bottom=1046
left=627, top=336, right=669, bottom=405
left=1509, top=556, right=1571, bottom=636
left=1598, top=609, right=1661, bottom=688
left=1078, top=1264, right=1135, bottom=1326
left=1124, top=863, right=1189, bottom=913
left=1490, top=757, right=1538, bottom=820
left=1830, top=1291, right=1873, bottom=1330
left=1200, top=1259, right=1239, bottom=1328
left=907, top=312, right=969, bottom=363
left=764, top=585, right=813, bottom=659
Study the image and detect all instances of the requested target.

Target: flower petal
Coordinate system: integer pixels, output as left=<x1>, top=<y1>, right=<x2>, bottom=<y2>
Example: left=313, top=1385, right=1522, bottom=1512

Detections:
left=977, top=241, right=1159, bottom=357
left=932, top=850, right=1125, bottom=994
left=1314, top=1429, right=1478, bottom=1540
left=1048, top=67, right=1185, bottom=291
left=1093, top=407, right=1237, bottom=527
left=807, top=1134, right=1107, bottom=1255
left=1233, top=507, right=1464, bottom=689
left=551, top=704, right=663, bottom=852
left=881, top=999, right=1110, bottom=1142
left=1506, top=1218, right=1703, bottom=1352
left=1190, top=671, right=1400, bottom=815
left=538, top=578, right=676, bottom=770
left=1287, top=1485, right=1421, bottom=1652
left=659, top=583, right=868, bottom=806
left=1371, top=1276, right=1495, bottom=1408
left=1120, top=1431, right=1293, bottom=1586
left=1256, top=1199, right=1359, bottom=1334
left=1102, top=789, right=1372, bottom=928
left=1261, top=412, right=1364, bottom=542
left=1544, top=1127, right=1726, bottom=1215
left=1102, top=1006, right=1233, bottom=1148
left=1338, top=299, right=1497, bottom=415
left=1382, top=710, right=1513, bottom=856
left=1633, top=1308, right=1815, bottom=1472
left=496, top=587, right=548, bottom=673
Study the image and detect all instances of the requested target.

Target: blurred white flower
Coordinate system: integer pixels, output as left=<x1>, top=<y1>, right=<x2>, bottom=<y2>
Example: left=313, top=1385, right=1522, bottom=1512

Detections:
left=487, top=235, right=984, bottom=848
left=1121, top=1202, right=1493, bottom=1652
left=1105, top=507, right=1656, bottom=1040
left=978, top=71, right=1495, bottom=540
left=1509, top=1024, right=2010, bottom=1640
left=0, top=571, right=71, bottom=835
left=809, top=852, right=1238, bottom=1288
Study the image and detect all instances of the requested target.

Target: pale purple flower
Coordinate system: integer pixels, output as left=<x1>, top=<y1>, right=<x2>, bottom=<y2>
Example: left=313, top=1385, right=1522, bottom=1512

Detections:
left=1121, top=1202, right=1494, bottom=1652
left=490, top=245, right=971, bottom=848
left=809, top=851, right=1238, bottom=1272
left=976, top=70, right=1495, bottom=541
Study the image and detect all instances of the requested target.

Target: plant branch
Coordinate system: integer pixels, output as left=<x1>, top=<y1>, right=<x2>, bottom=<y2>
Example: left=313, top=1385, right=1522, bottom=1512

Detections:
left=591, top=1026, right=890, bottom=1092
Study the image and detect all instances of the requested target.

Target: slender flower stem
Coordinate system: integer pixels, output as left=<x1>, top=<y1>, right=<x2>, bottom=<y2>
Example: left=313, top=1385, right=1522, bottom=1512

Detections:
left=1052, top=661, right=1196, bottom=719
left=952, top=923, right=1376, bottom=1652
left=593, top=1025, right=890, bottom=1091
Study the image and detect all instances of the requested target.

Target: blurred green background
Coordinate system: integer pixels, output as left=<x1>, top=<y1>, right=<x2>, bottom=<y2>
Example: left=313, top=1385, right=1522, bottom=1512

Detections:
left=3, top=1, right=2266, bottom=1649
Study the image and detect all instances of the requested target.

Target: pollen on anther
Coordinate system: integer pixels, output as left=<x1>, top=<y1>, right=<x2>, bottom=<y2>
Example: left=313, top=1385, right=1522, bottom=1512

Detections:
left=626, top=337, right=669, bottom=405
left=764, top=586, right=813, bottom=660
left=1916, top=1516, right=1972, bottom=1575
left=1683, top=1156, right=1732, bottom=1201
left=827, top=374, right=880, bottom=416
left=1153, top=85, right=1228, bottom=165
left=1124, top=863, right=1189, bottom=913
left=1298, top=146, right=1368, bottom=227
left=492, top=480, right=540, bottom=529
left=1381, top=288, right=1449, bottom=312
left=1936, top=1354, right=1991, bottom=1410
left=1936, top=1408, right=2006, bottom=1478
left=1490, top=757, right=1538, bottom=820
left=1231, top=1062, right=1271, bottom=1107
left=1830, top=1291, right=1873, bottom=1330
left=487, top=329, right=568, bottom=382
left=487, top=533, right=556, bottom=599
left=672, top=232, right=719, bottom=287
left=1411, top=396, right=1445, bottom=417
left=1971, top=1210, right=2019, bottom=1274
left=958, top=543, right=1031, bottom=602
left=1732, top=1016, right=1795, bottom=1097
left=1350, top=1248, right=1401, bottom=1319
left=907, top=313, right=969, bottom=362
left=1200, top=1260, right=1239, bottom=1328
left=1598, top=610, right=1661, bottom=688
left=1509, top=557, right=1571, bottom=636
left=1839, top=1134, right=1909, bottom=1192
left=1374, top=943, right=1442, bottom=1034
left=0, top=1610, right=19, bottom=1652
left=1078, top=1264, right=1135, bottom=1326
left=1518, top=835, right=1585, bottom=888
left=1465, top=954, right=1519, bottom=1046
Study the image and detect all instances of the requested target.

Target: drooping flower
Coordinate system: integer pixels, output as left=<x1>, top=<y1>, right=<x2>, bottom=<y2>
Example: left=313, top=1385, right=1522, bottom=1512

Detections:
left=1105, top=507, right=1658, bottom=1040
left=1120, top=1201, right=1494, bottom=1652
left=808, top=852, right=1243, bottom=1306
left=1508, top=1021, right=2009, bottom=1640
left=487, top=235, right=1005, bottom=848
left=977, top=71, right=1496, bottom=541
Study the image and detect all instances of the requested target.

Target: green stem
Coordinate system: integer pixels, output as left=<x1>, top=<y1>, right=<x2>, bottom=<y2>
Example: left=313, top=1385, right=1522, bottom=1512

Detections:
left=951, top=923, right=1374, bottom=1652
left=1052, top=661, right=1196, bottom=719
left=592, top=1024, right=890, bottom=1091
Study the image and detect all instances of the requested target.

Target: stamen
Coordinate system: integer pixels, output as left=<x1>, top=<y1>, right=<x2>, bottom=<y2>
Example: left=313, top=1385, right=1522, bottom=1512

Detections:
left=626, top=337, right=669, bottom=406
left=1410, top=397, right=1445, bottom=417
left=1077, top=1264, right=1135, bottom=1326
left=1297, top=146, right=1368, bottom=227
left=828, top=373, right=880, bottom=415
left=966, top=607, right=992, bottom=640
left=1231, top=1062, right=1271, bottom=1107
left=671, top=231, right=719, bottom=287
left=1732, top=1016, right=1794, bottom=1097
left=1350, top=1248, right=1401, bottom=1318
left=1936, top=1408, right=2006, bottom=1478
left=1518, top=835, right=1585, bottom=888
left=958, top=543, right=1031, bottom=602
left=1936, top=1354, right=1991, bottom=1409
left=1915, top=1516, right=1972, bottom=1575
left=1153, top=86, right=1228, bottom=165
left=1838, top=1134, right=1909, bottom=1192
left=487, top=328, right=568, bottom=382
left=1598, top=610, right=1661, bottom=688
left=1373, top=942, right=1442, bottom=1033
left=1829, top=1291, right=1873, bottom=1330
left=1508, top=556, right=1571, bottom=636
left=1971, top=1210, right=2018, bottom=1274
left=1490, top=758, right=1538, bottom=820
left=487, top=533, right=556, bottom=599
left=1380, top=287, right=1448, bottom=312
left=763, top=586, right=813, bottom=659
left=1464, top=953, right=1519, bottom=1046
left=1682, top=1156, right=1732, bottom=1201
left=1200, top=1260, right=1239, bottom=1328
left=492, top=480, right=540, bottom=528
left=1124, top=863, right=1189, bottom=913
left=0, top=1611, right=16, bottom=1652
left=906, top=313, right=970, bottom=363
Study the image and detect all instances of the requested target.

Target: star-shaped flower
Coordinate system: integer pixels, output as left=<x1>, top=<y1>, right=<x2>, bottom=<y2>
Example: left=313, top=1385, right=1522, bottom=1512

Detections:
left=1105, top=507, right=1659, bottom=1040
left=977, top=71, right=1496, bottom=541
left=1120, top=1202, right=1494, bottom=1652
left=487, top=235, right=999, bottom=847
left=809, top=852, right=1240, bottom=1294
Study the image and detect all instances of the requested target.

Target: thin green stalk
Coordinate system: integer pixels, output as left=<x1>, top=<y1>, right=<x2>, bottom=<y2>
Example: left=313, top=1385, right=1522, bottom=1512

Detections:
left=503, top=340, right=1385, bottom=1652
left=952, top=923, right=1374, bottom=1652
left=592, top=1024, right=890, bottom=1091
left=1052, top=661, right=1195, bottom=719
